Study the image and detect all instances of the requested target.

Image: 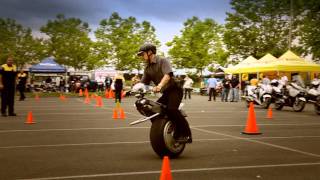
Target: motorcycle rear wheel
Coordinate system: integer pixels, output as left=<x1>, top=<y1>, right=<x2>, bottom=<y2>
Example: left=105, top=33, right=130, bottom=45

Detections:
left=150, top=118, right=185, bottom=158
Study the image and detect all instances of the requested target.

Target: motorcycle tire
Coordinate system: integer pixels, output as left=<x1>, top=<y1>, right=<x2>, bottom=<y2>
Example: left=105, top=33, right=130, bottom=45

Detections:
left=262, top=97, right=271, bottom=109
left=274, top=103, right=284, bottom=110
left=315, top=96, right=320, bottom=115
left=150, top=118, right=185, bottom=158
left=293, top=99, right=306, bottom=112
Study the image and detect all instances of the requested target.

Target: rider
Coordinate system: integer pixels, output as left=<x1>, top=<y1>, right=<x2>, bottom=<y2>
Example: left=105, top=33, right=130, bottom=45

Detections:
left=137, top=43, right=192, bottom=143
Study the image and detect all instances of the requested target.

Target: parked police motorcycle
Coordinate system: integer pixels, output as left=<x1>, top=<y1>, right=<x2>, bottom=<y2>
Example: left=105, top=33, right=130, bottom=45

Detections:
left=305, top=79, right=320, bottom=115
left=244, top=83, right=272, bottom=109
left=270, top=79, right=285, bottom=108
left=274, top=82, right=307, bottom=112
left=130, top=83, right=188, bottom=158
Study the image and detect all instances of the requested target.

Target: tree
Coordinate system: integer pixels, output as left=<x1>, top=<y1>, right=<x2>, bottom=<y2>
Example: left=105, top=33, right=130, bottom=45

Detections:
left=95, top=12, right=160, bottom=71
left=299, top=0, right=320, bottom=62
left=167, top=17, right=227, bottom=74
left=41, top=14, right=93, bottom=70
left=0, top=18, right=46, bottom=68
left=224, top=0, right=304, bottom=59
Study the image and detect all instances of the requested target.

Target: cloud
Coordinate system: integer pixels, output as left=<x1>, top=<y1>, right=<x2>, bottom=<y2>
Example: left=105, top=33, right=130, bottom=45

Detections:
left=0, top=0, right=231, bottom=52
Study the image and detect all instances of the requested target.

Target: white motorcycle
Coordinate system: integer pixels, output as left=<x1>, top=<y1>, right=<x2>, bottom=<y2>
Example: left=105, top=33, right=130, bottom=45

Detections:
left=244, top=83, right=272, bottom=109
left=275, top=82, right=307, bottom=112
left=306, top=79, right=320, bottom=115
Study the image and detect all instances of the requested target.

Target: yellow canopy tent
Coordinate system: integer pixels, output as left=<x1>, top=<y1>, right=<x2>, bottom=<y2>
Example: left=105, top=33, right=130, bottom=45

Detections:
left=269, top=50, right=320, bottom=72
left=225, top=51, right=320, bottom=73
left=225, top=56, right=258, bottom=74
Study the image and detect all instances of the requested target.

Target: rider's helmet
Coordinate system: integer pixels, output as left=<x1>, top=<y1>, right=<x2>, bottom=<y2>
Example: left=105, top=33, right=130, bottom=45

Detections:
left=270, top=79, right=279, bottom=87
left=137, top=43, right=157, bottom=56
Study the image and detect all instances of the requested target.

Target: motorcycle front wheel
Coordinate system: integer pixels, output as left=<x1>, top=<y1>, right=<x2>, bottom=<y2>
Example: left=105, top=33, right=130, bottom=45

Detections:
left=262, top=97, right=271, bottom=109
left=150, top=118, right=185, bottom=158
left=293, top=99, right=306, bottom=112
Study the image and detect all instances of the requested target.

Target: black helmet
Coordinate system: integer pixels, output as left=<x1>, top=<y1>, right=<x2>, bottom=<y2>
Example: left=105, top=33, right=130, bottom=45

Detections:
left=137, top=43, right=156, bottom=56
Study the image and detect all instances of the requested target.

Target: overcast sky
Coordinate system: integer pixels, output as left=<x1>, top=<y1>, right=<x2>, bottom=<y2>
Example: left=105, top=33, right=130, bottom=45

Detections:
left=0, top=0, right=231, bottom=53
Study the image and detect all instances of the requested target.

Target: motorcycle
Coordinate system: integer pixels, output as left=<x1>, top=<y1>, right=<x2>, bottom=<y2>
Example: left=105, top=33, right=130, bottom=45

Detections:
left=275, top=82, right=307, bottom=112
left=244, top=83, right=272, bottom=109
left=270, top=80, right=285, bottom=108
left=129, top=83, right=188, bottom=158
left=305, top=79, right=320, bottom=115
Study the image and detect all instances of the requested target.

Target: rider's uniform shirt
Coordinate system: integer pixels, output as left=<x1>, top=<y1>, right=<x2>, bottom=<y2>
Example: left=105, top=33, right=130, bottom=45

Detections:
left=0, top=64, right=17, bottom=89
left=141, top=55, right=173, bottom=91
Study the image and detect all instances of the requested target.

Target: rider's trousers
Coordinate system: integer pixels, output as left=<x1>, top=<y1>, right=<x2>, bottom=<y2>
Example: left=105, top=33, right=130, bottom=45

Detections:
left=157, top=86, right=192, bottom=137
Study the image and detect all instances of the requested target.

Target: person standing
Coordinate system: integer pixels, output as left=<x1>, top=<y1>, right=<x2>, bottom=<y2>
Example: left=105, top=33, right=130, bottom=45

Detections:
left=104, top=76, right=113, bottom=91
left=230, top=75, right=240, bottom=102
left=183, top=75, right=194, bottom=99
left=221, top=76, right=231, bottom=102
left=0, top=56, right=18, bottom=116
left=17, top=69, right=27, bottom=101
left=114, top=72, right=125, bottom=103
left=262, top=75, right=271, bottom=85
left=207, top=74, right=218, bottom=101
left=137, top=43, right=192, bottom=143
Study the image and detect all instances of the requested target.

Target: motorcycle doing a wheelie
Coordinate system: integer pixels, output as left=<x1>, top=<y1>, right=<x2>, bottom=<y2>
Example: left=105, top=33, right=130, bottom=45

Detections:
left=130, top=83, right=190, bottom=158
left=244, top=83, right=272, bottom=109
left=305, top=79, right=320, bottom=115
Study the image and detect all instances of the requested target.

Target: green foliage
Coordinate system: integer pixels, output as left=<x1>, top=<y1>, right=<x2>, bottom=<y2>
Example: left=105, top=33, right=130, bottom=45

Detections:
left=40, top=14, right=94, bottom=69
left=298, top=0, right=320, bottom=62
left=224, top=0, right=319, bottom=62
left=0, top=18, right=47, bottom=68
left=166, top=17, right=228, bottom=74
left=95, top=12, right=160, bottom=71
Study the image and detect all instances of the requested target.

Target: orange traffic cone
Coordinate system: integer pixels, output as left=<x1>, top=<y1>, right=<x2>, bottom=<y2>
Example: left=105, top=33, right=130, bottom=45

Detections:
left=112, top=108, right=118, bottom=119
left=25, top=111, right=35, bottom=124
left=79, top=89, right=83, bottom=96
left=267, top=107, right=273, bottom=119
left=84, top=96, right=90, bottom=104
left=105, top=90, right=109, bottom=99
left=121, top=90, right=126, bottom=98
left=60, top=94, right=66, bottom=101
left=84, top=88, right=89, bottom=97
left=119, top=108, right=126, bottom=119
left=160, top=156, right=172, bottom=180
left=35, top=93, right=40, bottom=101
left=242, top=102, right=262, bottom=135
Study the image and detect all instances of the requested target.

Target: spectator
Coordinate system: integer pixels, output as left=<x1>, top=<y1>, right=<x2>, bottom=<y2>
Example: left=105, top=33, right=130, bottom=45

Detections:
left=114, top=72, right=125, bottom=103
left=221, top=76, right=231, bottom=102
left=230, top=74, right=240, bottom=102
left=17, top=69, right=27, bottom=101
left=207, top=74, right=218, bottom=101
left=262, top=75, right=271, bottom=85
left=105, top=76, right=113, bottom=91
left=59, top=77, right=65, bottom=92
left=183, top=75, right=194, bottom=99
left=0, top=56, right=18, bottom=116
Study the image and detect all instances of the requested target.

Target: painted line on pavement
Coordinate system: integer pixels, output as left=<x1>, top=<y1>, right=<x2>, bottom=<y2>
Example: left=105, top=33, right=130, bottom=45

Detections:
left=1, top=135, right=320, bottom=149
left=1, top=123, right=320, bottom=133
left=0, top=127, right=149, bottom=133
left=192, top=127, right=320, bottom=158
left=19, top=162, right=320, bottom=180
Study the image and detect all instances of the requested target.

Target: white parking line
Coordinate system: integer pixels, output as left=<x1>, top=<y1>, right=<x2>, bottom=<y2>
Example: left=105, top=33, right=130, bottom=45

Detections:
left=19, top=162, right=320, bottom=180
left=193, top=127, right=320, bottom=158
left=0, top=127, right=149, bottom=133
left=1, top=136, right=320, bottom=149
left=1, top=123, right=319, bottom=133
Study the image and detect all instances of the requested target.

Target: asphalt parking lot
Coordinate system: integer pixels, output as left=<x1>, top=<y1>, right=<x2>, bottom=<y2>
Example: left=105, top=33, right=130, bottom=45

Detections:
left=0, top=95, right=319, bottom=180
